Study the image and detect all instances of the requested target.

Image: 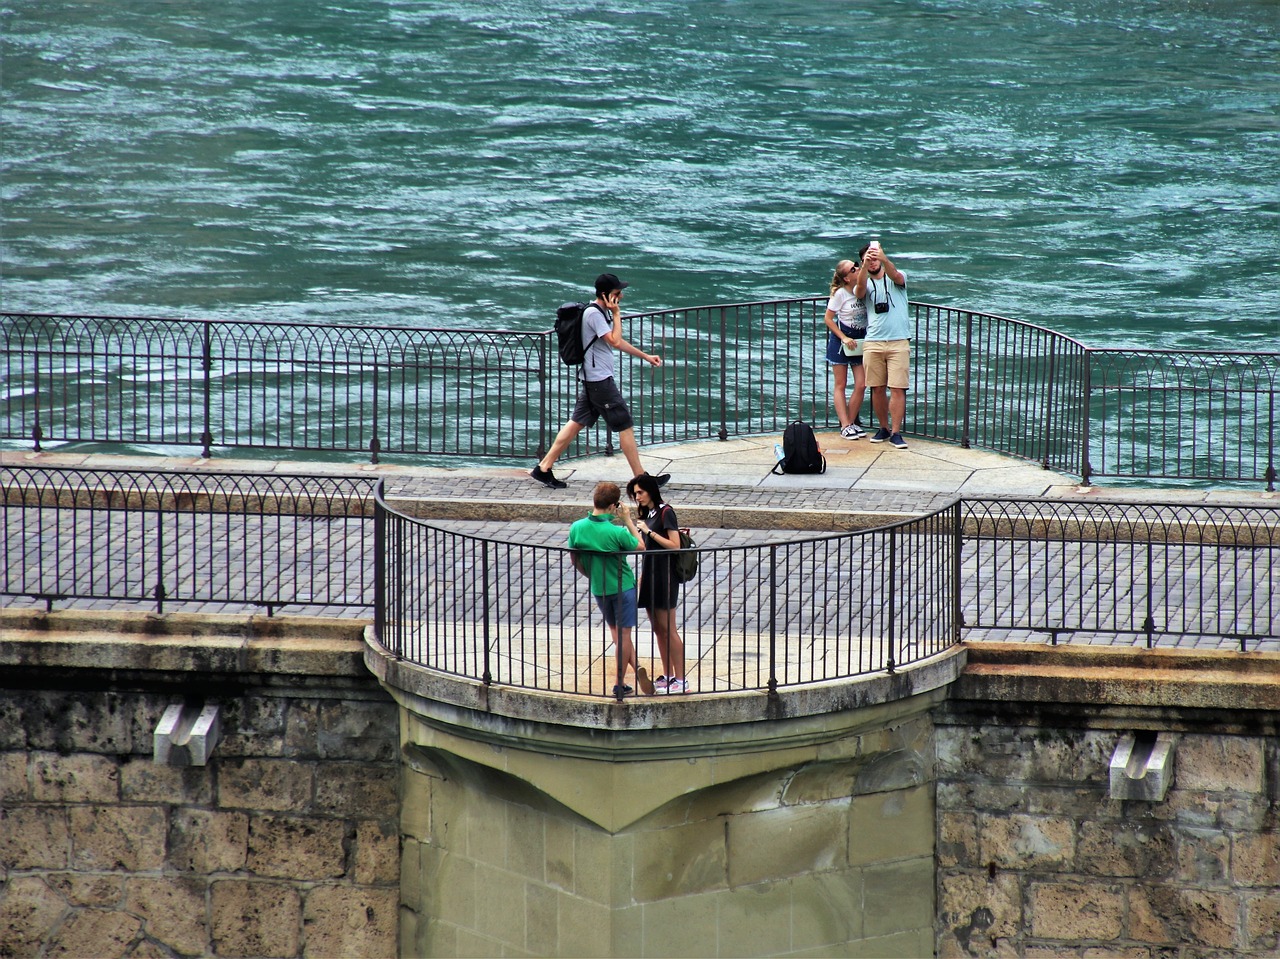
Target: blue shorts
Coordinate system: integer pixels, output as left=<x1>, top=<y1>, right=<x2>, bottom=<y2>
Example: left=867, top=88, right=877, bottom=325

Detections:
left=595, top=588, right=638, bottom=629
left=826, top=322, right=866, bottom=367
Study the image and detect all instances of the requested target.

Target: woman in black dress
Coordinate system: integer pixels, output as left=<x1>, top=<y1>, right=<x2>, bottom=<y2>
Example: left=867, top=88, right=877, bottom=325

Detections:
left=625, top=472, right=687, bottom=693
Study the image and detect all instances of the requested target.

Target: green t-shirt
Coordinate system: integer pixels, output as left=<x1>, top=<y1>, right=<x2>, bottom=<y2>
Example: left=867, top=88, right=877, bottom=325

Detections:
left=567, top=512, right=638, bottom=596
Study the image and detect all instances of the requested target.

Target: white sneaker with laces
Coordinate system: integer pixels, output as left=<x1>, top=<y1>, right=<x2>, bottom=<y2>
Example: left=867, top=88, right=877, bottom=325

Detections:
left=665, top=678, right=688, bottom=694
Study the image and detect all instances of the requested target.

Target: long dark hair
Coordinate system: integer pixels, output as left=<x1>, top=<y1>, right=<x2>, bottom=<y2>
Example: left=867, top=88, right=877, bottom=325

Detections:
left=625, top=472, right=665, bottom=512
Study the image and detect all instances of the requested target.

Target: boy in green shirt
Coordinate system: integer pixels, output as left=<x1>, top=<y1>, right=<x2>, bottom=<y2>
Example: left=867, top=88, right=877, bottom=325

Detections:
left=568, top=482, right=655, bottom=697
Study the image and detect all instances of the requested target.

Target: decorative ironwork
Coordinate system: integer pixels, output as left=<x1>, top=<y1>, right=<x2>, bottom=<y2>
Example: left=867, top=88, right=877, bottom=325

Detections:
left=4, top=306, right=1276, bottom=488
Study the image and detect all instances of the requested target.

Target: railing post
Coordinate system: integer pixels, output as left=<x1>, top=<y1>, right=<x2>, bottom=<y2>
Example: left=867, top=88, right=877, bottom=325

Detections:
left=31, top=343, right=43, bottom=453
left=953, top=500, right=965, bottom=641
left=373, top=480, right=386, bottom=652
left=961, top=312, right=973, bottom=450
left=1143, top=540, right=1156, bottom=649
left=718, top=307, right=729, bottom=441
left=537, top=333, right=549, bottom=460
left=200, top=322, right=213, bottom=458
left=886, top=528, right=897, bottom=674
left=1042, top=337, right=1057, bottom=471
left=154, top=509, right=166, bottom=615
left=767, top=544, right=779, bottom=702
left=1266, top=385, right=1276, bottom=493
left=481, top=540, right=492, bottom=685
left=1081, top=350, right=1094, bottom=485
left=369, top=361, right=381, bottom=464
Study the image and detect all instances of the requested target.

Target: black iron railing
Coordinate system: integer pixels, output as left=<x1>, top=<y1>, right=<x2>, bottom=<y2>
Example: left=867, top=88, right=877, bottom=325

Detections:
left=373, top=491, right=959, bottom=700
left=960, top=499, right=1280, bottom=649
left=373, top=483, right=1280, bottom=697
left=0, top=467, right=377, bottom=614
left=4, top=305, right=1277, bottom=488
left=3, top=470, right=1276, bottom=691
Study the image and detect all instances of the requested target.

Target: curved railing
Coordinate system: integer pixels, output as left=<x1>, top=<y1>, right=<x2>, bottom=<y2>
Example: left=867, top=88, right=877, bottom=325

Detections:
left=2, top=304, right=1277, bottom=487
left=372, top=483, right=1279, bottom=699
left=372, top=481, right=960, bottom=699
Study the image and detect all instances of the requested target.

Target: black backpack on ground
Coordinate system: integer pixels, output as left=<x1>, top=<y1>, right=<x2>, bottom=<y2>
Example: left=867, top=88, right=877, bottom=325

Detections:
left=555, top=302, right=602, bottom=366
left=771, top=420, right=826, bottom=475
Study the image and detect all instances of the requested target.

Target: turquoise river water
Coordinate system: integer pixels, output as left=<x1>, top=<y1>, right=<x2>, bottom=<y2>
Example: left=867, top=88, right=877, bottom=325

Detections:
left=2, top=0, right=1279, bottom=349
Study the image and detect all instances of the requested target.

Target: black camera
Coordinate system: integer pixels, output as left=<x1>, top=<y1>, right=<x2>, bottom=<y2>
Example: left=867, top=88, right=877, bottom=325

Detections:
left=874, top=301, right=890, bottom=314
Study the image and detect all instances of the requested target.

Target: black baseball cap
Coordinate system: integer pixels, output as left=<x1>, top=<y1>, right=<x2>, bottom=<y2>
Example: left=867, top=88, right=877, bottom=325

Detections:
left=594, top=273, right=629, bottom=296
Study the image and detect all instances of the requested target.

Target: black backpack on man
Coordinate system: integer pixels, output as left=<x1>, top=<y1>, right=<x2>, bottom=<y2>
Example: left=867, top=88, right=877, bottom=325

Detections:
left=771, top=420, right=826, bottom=475
left=554, top=302, right=602, bottom=366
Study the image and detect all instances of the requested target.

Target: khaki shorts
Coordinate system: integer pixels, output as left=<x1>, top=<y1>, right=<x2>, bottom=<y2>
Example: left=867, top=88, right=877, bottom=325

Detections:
left=861, top=340, right=910, bottom=389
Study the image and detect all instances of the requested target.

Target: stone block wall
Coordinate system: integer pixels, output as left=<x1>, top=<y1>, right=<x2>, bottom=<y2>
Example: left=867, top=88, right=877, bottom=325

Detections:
left=0, top=614, right=400, bottom=958
left=935, top=725, right=1280, bottom=957
left=397, top=712, right=940, bottom=958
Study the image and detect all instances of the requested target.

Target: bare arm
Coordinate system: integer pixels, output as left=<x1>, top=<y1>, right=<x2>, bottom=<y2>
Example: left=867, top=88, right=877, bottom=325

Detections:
left=601, top=294, right=662, bottom=367
left=617, top=504, right=646, bottom=552
left=637, top=518, right=681, bottom=551
left=880, top=253, right=905, bottom=286
left=824, top=306, right=857, bottom=348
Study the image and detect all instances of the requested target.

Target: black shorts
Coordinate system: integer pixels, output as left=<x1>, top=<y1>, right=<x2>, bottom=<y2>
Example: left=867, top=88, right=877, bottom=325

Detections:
left=571, top=377, right=635, bottom=433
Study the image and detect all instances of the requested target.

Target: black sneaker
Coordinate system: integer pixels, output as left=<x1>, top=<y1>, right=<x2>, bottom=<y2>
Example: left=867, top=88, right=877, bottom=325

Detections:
left=611, top=684, right=633, bottom=698
left=869, top=428, right=891, bottom=443
left=654, top=473, right=671, bottom=488
left=889, top=432, right=909, bottom=450
left=530, top=465, right=567, bottom=489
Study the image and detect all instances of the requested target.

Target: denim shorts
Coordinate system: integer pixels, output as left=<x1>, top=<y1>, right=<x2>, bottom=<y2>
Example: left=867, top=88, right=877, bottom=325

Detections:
left=826, top=322, right=866, bottom=367
left=594, top=587, right=638, bottom=629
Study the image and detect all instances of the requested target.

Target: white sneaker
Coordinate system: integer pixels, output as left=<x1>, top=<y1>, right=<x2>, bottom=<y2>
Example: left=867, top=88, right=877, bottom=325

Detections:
left=840, top=423, right=858, bottom=439
left=665, top=678, right=688, bottom=694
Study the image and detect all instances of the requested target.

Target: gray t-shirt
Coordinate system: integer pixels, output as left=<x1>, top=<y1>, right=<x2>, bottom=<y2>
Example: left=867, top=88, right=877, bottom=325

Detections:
left=582, top=303, right=615, bottom=382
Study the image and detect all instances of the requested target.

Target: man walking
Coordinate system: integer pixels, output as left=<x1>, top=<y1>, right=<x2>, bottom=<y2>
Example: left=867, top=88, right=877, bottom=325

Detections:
left=530, top=273, right=670, bottom=489
left=568, top=481, right=655, bottom=698
left=854, top=241, right=911, bottom=450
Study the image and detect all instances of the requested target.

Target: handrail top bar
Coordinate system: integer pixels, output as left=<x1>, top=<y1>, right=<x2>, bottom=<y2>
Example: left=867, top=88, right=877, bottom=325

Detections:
left=1, top=464, right=380, bottom=485
left=5, top=303, right=1279, bottom=358
left=370, top=479, right=951, bottom=550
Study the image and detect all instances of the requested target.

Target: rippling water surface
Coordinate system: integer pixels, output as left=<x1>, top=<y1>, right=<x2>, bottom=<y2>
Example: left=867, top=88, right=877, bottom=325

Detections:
left=3, top=0, right=1278, bottom=347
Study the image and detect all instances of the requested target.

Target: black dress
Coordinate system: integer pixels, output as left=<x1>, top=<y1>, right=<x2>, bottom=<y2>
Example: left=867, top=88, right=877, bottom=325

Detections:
left=637, top=504, right=681, bottom=611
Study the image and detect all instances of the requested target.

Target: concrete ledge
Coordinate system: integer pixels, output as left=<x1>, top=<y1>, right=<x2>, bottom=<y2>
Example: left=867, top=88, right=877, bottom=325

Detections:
left=363, top=626, right=966, bottom=748
left=386, top=495, right=918, bottom=532
left=955, top=641, right=1280, bottom=713
left=0, top=609, right=372, bottom=679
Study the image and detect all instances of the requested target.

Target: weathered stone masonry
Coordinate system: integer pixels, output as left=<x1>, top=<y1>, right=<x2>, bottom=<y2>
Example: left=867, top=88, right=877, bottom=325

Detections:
left=4, top=615, right=1278, bottom=959
left=0, top=611, right=399, bottom=958
left=935, top=644, right=1280, bottom=958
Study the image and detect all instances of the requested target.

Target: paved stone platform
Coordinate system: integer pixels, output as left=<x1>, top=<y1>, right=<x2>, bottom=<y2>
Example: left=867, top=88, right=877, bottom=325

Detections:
left=6, top=428, right=1273, bottom=527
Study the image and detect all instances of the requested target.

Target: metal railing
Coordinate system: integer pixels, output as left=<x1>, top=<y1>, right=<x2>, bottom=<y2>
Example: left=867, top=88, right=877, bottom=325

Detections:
left=4, top=305, right=1276, bottom=488
left=373, top=484, right=1280, bottom=698
left=3, top=469, right=1275, bottom=690
left=961, top=499, right=1280, bottom=649
left=0, top=466, right=377, bottom=614
left=373, top=490, right=959, bottom=700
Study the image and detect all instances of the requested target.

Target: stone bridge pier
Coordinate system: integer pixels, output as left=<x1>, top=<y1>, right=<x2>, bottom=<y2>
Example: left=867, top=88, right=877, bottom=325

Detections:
left=365, top=635, right=966, bottom=958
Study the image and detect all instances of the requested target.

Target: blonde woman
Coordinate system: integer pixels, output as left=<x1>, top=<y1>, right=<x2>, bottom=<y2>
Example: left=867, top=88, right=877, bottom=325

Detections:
left=824, top=259, right=869, bottom=438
